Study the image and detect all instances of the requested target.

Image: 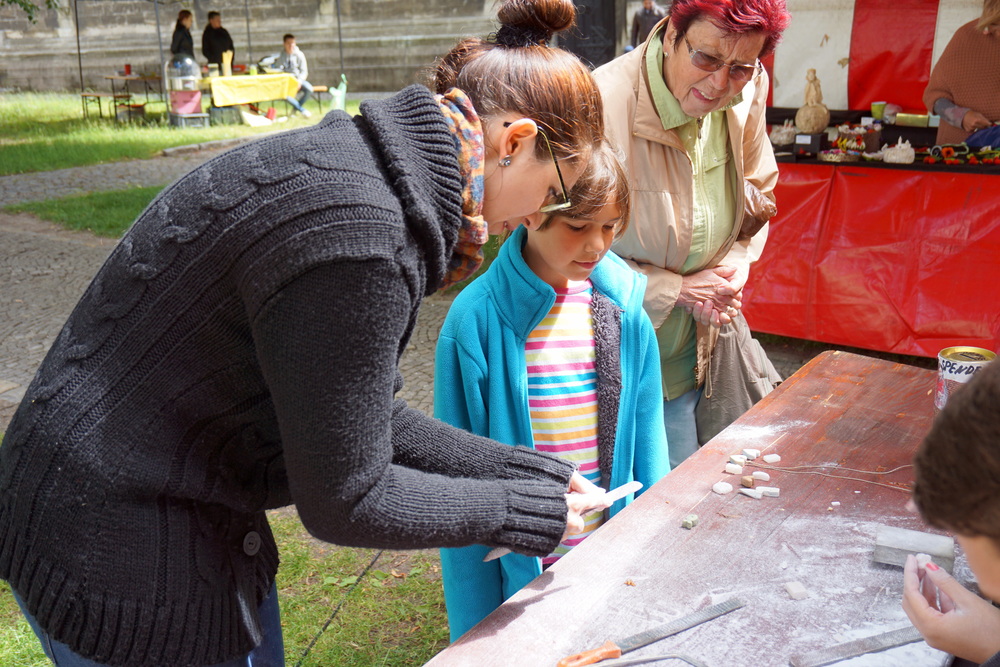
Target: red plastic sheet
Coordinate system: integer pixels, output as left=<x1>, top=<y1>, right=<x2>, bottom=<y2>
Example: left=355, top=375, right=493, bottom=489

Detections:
left=743, top=163, right=1000, bottom=358
left=848, top=0, right=939, bottom=112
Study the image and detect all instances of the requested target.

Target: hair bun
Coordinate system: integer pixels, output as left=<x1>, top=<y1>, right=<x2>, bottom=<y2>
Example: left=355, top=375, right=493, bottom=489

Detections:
left=494, top=0, right=576, bottom=47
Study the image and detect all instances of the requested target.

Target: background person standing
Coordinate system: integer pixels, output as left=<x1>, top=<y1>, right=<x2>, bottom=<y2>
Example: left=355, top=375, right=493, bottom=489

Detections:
left=631, top=0, right=667, bottom=48
left=277, top=33, right=313, bottom=117
left=202, top=11, right=236, bottom=68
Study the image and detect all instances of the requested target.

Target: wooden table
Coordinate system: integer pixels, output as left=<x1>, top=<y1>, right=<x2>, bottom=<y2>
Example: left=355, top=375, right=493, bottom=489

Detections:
left=427, top=351, right=966, bottom=666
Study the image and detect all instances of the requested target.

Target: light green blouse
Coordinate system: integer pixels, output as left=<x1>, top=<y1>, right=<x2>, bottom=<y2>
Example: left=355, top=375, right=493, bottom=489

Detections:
left=645, top=35, right=740, bottom=399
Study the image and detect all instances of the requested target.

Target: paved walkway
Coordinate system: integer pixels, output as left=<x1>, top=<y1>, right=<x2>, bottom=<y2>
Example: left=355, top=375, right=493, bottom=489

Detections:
left=0, top=145, right=823, bottom=432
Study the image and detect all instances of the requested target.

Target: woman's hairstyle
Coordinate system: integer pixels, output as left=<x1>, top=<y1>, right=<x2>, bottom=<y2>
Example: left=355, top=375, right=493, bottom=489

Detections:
left=175, top=9, right=192, bottom=29
left=432, top=0, right=604, bottom=165
left=912, top=359, right=1000, bottom=542
left=538, top=143, right=631, bottom=238
left=979, top=0, right=1000, bottom=31
left=668, top=0, right=791, bottom=58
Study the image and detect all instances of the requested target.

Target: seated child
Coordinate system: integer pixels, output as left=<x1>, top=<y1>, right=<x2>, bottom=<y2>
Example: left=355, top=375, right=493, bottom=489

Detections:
left=433, top=144, right=670, bottom=641
left=903, top=359, right=1000, bottom=664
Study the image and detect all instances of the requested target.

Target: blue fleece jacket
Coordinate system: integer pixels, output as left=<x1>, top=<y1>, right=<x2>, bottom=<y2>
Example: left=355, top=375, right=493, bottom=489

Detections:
left=433, top=225, right=670, bottom=641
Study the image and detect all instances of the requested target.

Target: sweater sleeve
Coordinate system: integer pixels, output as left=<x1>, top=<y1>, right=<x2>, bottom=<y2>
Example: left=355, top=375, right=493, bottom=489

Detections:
left=250, top=258, right=572, bottom=556
left=632, top=308, right=671, bottom=488
left=722, top=68, right=776, bottom=284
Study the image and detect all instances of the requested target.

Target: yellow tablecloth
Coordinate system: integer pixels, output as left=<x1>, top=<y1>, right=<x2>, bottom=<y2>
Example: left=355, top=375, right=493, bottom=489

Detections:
left=209, top=73, right=299, bottom=107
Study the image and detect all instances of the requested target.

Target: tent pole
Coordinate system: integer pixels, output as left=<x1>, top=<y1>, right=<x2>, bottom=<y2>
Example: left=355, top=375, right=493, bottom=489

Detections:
left=335, top=0, right=344, bottom=75
left=74, top=0, right=84, bottom=94
left=244, top=0, right=253, bottom=65
left=153, top=0, right=165, bottom=97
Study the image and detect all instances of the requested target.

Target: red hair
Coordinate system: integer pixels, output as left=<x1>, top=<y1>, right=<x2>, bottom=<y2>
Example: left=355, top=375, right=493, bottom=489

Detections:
left=668, top=0, right=790, bottom=58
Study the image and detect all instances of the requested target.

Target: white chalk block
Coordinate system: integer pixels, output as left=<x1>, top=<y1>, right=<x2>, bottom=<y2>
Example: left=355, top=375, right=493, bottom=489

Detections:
left=729, top=454, right=748, bottom=466
left=712, top=482, right=734, bottom=495
left=742, top=448, right=760, bottom=460
left=785, top=581, right=809, bottom=600
left=739, top=487, right=763, bottom=499
left=915, top=553, right=933, bottom=570
left=831, top=501, right=841, bottom=506
left=758, top=486, right=780, bottom=497
left=725, top=463, right=743, bottom=475
left=752, top=471, right=770, bottom=481
left=762, top=454, right=781, bottom=464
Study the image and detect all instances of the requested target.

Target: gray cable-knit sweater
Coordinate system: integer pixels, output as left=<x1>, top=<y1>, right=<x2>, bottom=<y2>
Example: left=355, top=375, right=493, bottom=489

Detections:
left=0, top=85, right=575, bottom=666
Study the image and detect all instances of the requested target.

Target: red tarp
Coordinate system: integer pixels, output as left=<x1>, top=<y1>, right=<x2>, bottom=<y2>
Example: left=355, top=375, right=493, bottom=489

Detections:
left=743, top=163, right=1000, bottom=358
left=848, top=0, right=940, bottom=112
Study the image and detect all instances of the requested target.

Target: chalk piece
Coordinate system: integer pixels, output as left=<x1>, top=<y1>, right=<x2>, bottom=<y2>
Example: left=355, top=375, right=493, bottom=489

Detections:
left=785, top=581, right=809, bottom=600
left=712, top=482, right=734, bottom=495
left=739, top=487, right=763, bottom=499
left=742, top=448, right=760, bottom=460
left=831, top=501, right=841, bottom=506
left=915, top=553, right=933, bottom=570
left=873, top=525, right=956, bottom=573
left=752, top=471, right=771, bottom=482
left=762, top=454, right=781, bottom=464
left=730, top=454, right=748, bottom=466
left=758, top=486, right=780, bottom=497
left=681, top=514, right=699, bottom=529
left=725, top=463, right=743, bottom=475
left=854, top=490, right=861, bottom=494
left=741, top=476, right=755, bottom=488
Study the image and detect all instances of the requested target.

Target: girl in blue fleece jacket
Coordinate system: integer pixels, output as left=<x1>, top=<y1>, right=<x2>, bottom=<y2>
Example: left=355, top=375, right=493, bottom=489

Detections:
left=434, top=145, right=670, bottom=641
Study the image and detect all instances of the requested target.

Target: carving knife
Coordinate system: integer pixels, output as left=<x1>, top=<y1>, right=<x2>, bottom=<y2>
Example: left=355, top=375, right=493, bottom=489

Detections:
left=482, top=481, right=643, bottom=562
left=556, top=597, right=745, bottom=667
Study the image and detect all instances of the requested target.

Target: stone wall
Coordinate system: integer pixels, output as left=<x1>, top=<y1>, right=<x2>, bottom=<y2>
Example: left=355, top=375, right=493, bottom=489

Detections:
left=0, top=0, right=500, bottom=92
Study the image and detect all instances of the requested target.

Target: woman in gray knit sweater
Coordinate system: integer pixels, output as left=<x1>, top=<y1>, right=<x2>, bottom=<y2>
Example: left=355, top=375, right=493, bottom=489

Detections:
left=0, top=1, right=610, bottom=665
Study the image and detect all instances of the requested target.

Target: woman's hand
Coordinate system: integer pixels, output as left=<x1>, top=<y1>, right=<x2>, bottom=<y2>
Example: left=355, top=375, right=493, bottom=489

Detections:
left=563, top=473, right=609, bottom=537
left=679, top=266, right=744, bottom=327
left=962, top=110, right=993, bottom=133
left=901, top=554, right=1000, bottom=663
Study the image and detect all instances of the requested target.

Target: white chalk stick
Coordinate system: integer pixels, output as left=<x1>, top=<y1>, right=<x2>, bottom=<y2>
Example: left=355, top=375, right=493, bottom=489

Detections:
left=758, top=486, right=780, bottom=497
left=785, top=581, right=809, bottom=600
left=725, top=463, right=743, bottom=475
left=742, top=448, right=760, bottom=460
left=739, top=487, right=763, bottom=499
left=762, top=454, right=781, bottom=464
left=752, top=471, right=770, bottom=481
left=831, top=501, right=841, bottom=506
left=730, top=454, right=748, bottom=466
left=712, top=482, right=734, bottom=495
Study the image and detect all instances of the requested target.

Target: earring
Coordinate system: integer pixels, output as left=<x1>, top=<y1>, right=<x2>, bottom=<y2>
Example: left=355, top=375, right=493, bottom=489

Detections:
left=499, top=155, right=512, bottom=167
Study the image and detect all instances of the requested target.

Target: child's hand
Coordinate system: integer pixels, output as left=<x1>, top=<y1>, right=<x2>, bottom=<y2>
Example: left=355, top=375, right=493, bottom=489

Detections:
left=563, top=473, right=610, bottom=537
left=902, top=554, right=1000, bottom=662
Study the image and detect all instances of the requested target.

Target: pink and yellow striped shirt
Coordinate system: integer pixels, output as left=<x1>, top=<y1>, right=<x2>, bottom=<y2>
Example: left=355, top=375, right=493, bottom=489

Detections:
left=526, top=282, right=604, bottom=565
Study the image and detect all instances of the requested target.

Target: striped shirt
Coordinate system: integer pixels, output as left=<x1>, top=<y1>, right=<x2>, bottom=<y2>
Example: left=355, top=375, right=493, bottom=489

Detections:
left=526, top=282, right=604, bottom=565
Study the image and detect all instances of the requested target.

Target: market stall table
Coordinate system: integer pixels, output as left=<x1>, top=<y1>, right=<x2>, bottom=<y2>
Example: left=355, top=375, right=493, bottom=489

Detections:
left=208, top=73, right=299, bottom=107
left=426, top=351, right=967, bottom=666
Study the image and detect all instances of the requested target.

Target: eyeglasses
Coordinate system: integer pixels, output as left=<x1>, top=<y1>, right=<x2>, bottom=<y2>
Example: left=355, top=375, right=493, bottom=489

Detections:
left=684, top=38, right=761, bottom=83
left=503, top=122, right=572, bottom=213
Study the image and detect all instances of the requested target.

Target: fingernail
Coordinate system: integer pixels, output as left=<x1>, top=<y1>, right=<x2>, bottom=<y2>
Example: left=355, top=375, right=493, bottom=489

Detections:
left=925, top=562, right=940, bottom=571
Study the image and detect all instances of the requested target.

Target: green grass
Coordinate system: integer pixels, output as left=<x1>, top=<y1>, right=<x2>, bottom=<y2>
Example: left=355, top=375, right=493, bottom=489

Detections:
left=5, top=186, right=164, bottom=237
left=0, top=92, right=361, bottom=176
left=0, top=510, right=449, bottom=666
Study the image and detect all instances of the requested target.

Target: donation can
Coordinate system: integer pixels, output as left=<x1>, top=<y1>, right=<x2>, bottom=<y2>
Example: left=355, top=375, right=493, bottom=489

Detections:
left=935, top=346, right=996, bottom=410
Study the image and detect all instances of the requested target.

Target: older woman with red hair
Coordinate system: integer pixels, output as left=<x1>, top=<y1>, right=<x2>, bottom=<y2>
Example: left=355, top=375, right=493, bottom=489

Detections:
left=594, top=0, right=790, bottom=466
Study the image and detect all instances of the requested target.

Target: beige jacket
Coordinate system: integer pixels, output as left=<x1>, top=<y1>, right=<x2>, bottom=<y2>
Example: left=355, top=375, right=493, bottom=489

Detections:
left=593, top=24, right=779, bottom=384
